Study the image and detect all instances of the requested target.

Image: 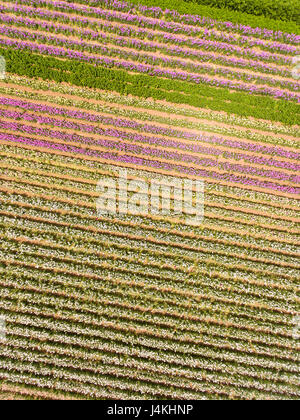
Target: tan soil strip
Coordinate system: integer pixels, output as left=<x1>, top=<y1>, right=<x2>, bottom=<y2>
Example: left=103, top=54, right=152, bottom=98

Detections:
left=2, top=78, right=299, bottom=146
left=2, top=121, right=299, bottom=191
left=1, top=147, right=298, bottom=212
left=0, top=139, right=298, bottom=200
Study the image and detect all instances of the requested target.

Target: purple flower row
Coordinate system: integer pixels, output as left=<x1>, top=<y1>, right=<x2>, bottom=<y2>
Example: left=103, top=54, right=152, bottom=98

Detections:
left=1, top=96, right=299, bottom=164
left=2, top=14, right=298, bottom=91
left=2, top=4, right=292, bottom=78
left=1, top=107, right=299, bottom=184
left=4, top=2, right=298, bottom=57
left=94, top=0, right=300, bottom=44
left=1, top=131, right=298, bottom=195
left=12, top=0, right=300, bottom=44
left=1, top=36, right=298, bottom=103
left=9, top=0, right=293, bottom=65
left=3, top=116, right=300, bottom=176
left=2, top=22, right=297, bottom=93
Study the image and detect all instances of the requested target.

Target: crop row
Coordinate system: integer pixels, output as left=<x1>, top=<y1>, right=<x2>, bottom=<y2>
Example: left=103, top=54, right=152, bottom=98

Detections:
left=2, top=258, right=298, bottom=347
left=2, top=338, right=295, bottom=400
left=2, top=114, right=299, bottom=189
left=0, top=383, right=78, bottom=400
left=1, top=166, right=299, bottom=247
left=2, top=3, right=296, bottom=64
left=1, top=188, right=298, bottom=288
left=1, top=264, right=295, bottom=354
left=0, top=296, right=298, bottom=375
left=5, top=73, right=299, bottom=138
left=0, top=292, right=298, bottom=378
left=0, top=222, right=297, bottom=315
left=0, top=372, right=136, bottom=400
left=1, top=141, right=299, bottom=213
left=1, top=262, right=297, bottom=348
left=2, top=85, right=299, bottom=155
left=2, top=48, right=299, bottom=125
left=1, top=342, right=298, bottom=400
left=1, top=149, right=299, bottom=218
left=2, top=4, right=299, bottom=58
left=1, top=185, right=299, bottom=268
left=2, top=161, right=299, bottom=233
left=1, top=34, right=297, bottom=103
left=11, top=0, right=300, bottom=41
left=0, top=230, right=296, bottom=313
left=173, top=0, right=299, bottom=22
left=1, top=236, right=298, bottom=325
left=1, top=197, right=299, bottom=281
left=2, top=213, right=299, bottom=303
left=1, top=264, right=296, bottom=352
left=3, top=315, right=299, bottom=396
left=1, top=193, right=298, bottom=295
left=2, top=95, right=300, bottom=167
left=1, top=137, right=298, bottom=208
left=0, top=357, right=202, bottom=400
left=87, top=0, right=300, bottom=28
left=2, top=4, right=298, bottom=71
left=1, top=21, right=297, bottom=94
left=2, top=128, right=299, bottom=196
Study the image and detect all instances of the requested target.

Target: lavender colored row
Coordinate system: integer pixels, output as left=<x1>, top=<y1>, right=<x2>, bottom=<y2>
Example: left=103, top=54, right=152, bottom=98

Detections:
left=11, top=0, right=300, bottom=44
left=1, top=97, right=299, bottom=163
left=7, top=0, right=294, bottom=66
left=2, top=115, right=299, bottom=177
left=4, top=2, right=299, bottom=58
left=2, top=4, right=292, bottom=78
left=1, top=35, right=298, bottom=103
left=2, top=131, right=298, bottom=195
left=1, top=108, right=299, bottom=184
left=2, top=14, right=298, bottom=91
left=93, top=0, right=300, bottom=44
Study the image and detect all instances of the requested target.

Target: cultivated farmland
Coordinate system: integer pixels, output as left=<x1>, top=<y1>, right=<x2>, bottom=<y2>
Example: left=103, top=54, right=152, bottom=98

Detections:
left=0, top=0, right=299, bottom=400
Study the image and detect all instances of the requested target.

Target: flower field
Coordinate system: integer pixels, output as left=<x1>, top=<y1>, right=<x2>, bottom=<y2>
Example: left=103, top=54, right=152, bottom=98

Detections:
left=0, top=0, right=299, bottom=400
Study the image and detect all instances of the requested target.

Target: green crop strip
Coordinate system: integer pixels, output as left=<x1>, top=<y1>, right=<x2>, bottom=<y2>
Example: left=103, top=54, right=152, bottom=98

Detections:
left=2, top=48, right=299, bottom=125
left=166, top=0, right=300, bottom=23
